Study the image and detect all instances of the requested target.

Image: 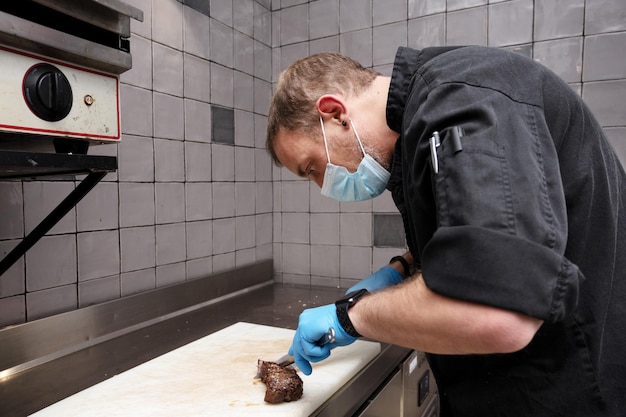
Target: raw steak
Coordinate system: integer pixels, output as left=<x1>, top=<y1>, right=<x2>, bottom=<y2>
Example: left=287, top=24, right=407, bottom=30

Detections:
left=257, top=359, right=303, bottom=403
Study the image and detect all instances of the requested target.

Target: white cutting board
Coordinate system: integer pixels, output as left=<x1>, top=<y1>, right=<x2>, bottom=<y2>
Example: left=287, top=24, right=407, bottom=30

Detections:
left=31, top=322, right=381, bottom=417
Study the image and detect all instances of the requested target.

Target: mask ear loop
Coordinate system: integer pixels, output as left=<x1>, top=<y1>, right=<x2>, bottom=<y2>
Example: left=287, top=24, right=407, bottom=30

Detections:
left=349, top=118, right=366, bottom=157
left=320, top=116, right=331, bottom=163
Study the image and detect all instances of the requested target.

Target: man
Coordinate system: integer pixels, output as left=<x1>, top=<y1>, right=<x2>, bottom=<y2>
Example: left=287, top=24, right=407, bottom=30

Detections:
left=266, top=46, right=625, bottom=416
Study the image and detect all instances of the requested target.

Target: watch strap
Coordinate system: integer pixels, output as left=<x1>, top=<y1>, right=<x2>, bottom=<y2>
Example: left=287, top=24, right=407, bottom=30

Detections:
left=335, top=289, right=368, bottom=338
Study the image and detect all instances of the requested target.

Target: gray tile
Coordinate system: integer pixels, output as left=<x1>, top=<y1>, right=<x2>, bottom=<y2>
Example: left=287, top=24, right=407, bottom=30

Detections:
left=310, top=183, right=340, bottom=212
left=78, top=274, right=120, bottom=308
left=254, top=113, right=269, bottom=150
left=182, top=0, right=209, bottom=16
left=534, top=0, right=583, bottom=41
left=254, top=41, right=272, bottom=81
left=373, top=190, right=399, bottom=213
left=210, top=0, right=233, bottom=25
left=125, top=0, right=152, bottom=38
left=119, top=182, right=155, bottom=228
left=211, top=144, right=235, bottom=181
left=152, top=0, right=183, bottom=50
left=236, top=215, right=256, bottom=250
left=77, top=230, right=120, bottom=281
left=235, top=147, right=256, bottom=181
left=26, top=285, right=77, bottom=321
left=234, top=110, right=255, bottom=147
left=185, top=142, right=212, bottom=182
left=233, top=0, right=254, bottom=36
left=185, top=99, right=212, bottom=142
left=282, top=0, right=307, bottom=7
left=255, top=213, right=272, bottom=245
left=154, top=93, right=184, bottom=140
left=234, top=72, right=255, bottom=112
left=236, top=248, right=256, bottom=267
left=154, top=138, right=185, bottom=182
left=373, top=213, right=406, bottom=247
left=340, top=0, right=372, bottom=33
left=120, top=226, right=156, bottom=272
left=340, top=29, right=373, bottom=68
left=23, top=181, right=76, bottom=235
left=533, top=37, right=583, bottom=84
left=488, top=0, right=533, bottom=47
left=279, top=42, right=309, bottom=74
left=234, top=32, right=254, bottom=75
left=26, top=234, right=77, bottom=291
left=0, top=295, right=25, bottom=327
left=340, top=246, right=372, bottom=279
left=310, top=35, right=340, bottom=54
left=309, top=0, right=339, bottom=39
left=311, top=245, right=340, bottom=277
left=186, top=220, right=213, bottom=259
left=155, top=182, right=185, bottom=224
left=186, top=257, right=213, bottom=280
left=373, top=22, right=407, bottom=66
left=212, top=106, right=235, bottom=145
left=212, top=251, right=236, bottom=272
left=585, top=0, right=626, bottom=35
left=184, top=53, right=211, bottom=102
left=213, top=217, right=236, bottom=254
left=583, top=32, right=626, bottom=82
left=340, top=213, right=372, bottom=246
left=282, top=212, right=309, bottom=243
left=255, top=149, right=273, bottom=182
left=117, top=134, right=155, bottom=182
left=120, top=84, right=153, bottom=137
left=311, top=213, right=340, bottom=245
left=256, top=181, right=273, bottom=213
left=448, top=0, right=488, bottom=11
left=282, top=243, right=310, bottom=275
left=156, top=223, right=187, bottom=265
left=373, top=0, right=407, bottom=25
left=279, top=4, right=308, bottom=46
left=408, top=0, right=446, bottom=18
left=185, top=182, right=212, bottom=221
left=211, top=63, right=234, bottom=107
left=120, top=35, right=152, bottom=89
left=253, top=1, right=271, bottom=46
left=254, top=77, right=271, bottom=116
left=156, top=262, right=187, bottom=287
left=0, top=182, right=23, bottom=239
left=281, top=181, right=309, bottom=212
left=235, top=182, right=256, bottom=216
left=447, top=6, right=487, bottom=46
left=153, top=43, right=184, bottom=96
left=212, top=182, right=235, bottom=218
left=210, top=18, right=234, bottom=67
left=121, top=267, right=156, bottom=296
left=582, top=80, right=626, bottom=127
left=183, top=6, right=211, bottom=59
left=77, top=182, right=119, bottom=232
left=408, top=14, right=446, bottom=50
left=0, top=240, right=24, bottom=297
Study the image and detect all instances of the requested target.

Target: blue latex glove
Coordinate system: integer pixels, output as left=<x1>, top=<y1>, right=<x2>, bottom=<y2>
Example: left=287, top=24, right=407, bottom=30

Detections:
left=346, top=266, right=402, bottom=294
left=288, top=304, right=357, bottom=375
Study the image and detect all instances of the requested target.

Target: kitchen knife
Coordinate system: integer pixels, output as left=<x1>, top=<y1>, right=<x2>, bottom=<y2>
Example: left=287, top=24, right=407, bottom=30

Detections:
left=254, top=327, right=335, bottom=378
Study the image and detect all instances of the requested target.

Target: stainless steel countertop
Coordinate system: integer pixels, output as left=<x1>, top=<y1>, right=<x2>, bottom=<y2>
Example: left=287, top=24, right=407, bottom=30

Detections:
left=1, top=283, right=411, bottom=417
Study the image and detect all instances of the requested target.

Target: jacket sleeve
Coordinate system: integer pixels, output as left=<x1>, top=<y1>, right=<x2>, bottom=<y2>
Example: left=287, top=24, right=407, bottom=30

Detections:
left=403, top=78, right=584, bottom=323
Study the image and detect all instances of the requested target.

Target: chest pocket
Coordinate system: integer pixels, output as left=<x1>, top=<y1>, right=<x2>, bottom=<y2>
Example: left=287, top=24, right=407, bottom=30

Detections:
left=432, top=128, right=516, bottom=234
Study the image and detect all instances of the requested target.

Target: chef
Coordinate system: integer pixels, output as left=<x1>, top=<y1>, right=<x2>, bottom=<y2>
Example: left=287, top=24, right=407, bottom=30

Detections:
left=265, top=46, right=625, bottom=416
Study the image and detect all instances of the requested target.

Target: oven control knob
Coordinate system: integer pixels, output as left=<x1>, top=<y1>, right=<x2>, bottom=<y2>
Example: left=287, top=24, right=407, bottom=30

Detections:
left=23, top=63, right=73, bottom=122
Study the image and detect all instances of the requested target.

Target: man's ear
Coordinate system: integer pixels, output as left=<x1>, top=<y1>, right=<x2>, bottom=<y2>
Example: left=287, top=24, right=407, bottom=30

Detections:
left=316, top=94, right=347, bottom=124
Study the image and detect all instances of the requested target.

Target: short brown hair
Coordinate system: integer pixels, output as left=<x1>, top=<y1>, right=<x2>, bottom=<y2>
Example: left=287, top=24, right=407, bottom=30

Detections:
left=266, top=53, right=379, bottom=166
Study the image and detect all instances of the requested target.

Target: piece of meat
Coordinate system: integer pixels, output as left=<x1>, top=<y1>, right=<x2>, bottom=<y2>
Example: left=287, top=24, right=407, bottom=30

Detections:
left=257, top=359, right=303, bottom=403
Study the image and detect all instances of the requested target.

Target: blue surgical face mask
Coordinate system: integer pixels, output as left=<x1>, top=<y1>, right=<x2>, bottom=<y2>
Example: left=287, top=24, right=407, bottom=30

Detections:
left=319, top=117, right=390, bottom=202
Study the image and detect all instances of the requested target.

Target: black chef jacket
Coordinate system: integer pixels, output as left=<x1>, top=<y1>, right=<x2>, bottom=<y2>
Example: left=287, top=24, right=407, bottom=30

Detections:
left=385, top=46, right=625, bottom=416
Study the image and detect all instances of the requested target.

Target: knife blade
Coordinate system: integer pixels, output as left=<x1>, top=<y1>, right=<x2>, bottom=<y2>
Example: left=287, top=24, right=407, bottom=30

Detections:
left=254, top=327, right=335, bottom=378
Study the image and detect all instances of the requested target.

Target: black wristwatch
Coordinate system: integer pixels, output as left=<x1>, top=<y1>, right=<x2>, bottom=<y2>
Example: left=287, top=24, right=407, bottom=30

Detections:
left=335, top=289, right=369, bottom=338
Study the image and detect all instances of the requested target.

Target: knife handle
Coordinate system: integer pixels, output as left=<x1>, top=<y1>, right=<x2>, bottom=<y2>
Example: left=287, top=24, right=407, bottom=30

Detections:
left=316, top=327, right=336, bottom=346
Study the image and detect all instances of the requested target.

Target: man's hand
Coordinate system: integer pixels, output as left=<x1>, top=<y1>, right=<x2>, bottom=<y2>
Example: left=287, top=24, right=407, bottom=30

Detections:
left=346, top=266, right=402, bottom=294
left=288, top=304, right=357, bottom=375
